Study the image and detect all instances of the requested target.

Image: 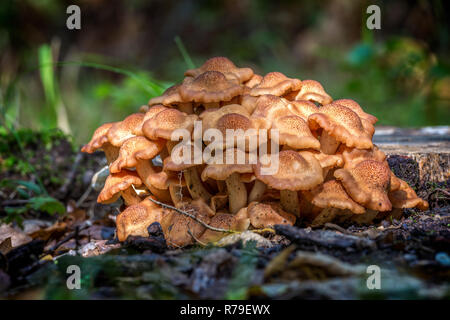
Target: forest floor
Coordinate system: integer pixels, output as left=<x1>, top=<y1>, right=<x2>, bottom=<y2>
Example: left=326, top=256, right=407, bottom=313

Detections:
left=0, top=130, right=449, bottom=299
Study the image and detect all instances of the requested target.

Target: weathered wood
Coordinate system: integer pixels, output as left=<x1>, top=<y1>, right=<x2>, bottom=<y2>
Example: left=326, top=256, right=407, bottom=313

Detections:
left=374, top=126, right=449, bottom=184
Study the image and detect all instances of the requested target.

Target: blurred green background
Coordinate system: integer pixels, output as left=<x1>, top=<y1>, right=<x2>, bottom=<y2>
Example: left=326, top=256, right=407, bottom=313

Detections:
left=0, top=0, right=449, bottom=146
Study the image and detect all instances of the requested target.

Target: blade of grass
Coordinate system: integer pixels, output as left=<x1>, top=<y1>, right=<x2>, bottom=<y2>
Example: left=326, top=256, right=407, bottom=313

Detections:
left=174, top=36, right=195, bottom=69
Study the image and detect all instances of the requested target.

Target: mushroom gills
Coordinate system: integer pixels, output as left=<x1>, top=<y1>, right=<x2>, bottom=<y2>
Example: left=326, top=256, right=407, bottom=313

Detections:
left=248, top=180, right=267, bottom=203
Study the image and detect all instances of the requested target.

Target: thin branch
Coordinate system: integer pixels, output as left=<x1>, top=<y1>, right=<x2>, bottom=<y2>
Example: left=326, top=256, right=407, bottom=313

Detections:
left=147, top=197, right=234, bottom=234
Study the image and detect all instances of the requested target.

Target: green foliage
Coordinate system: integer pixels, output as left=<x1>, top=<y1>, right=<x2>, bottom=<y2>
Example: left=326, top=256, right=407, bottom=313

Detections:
left=0, top=178, right=64, bottom=226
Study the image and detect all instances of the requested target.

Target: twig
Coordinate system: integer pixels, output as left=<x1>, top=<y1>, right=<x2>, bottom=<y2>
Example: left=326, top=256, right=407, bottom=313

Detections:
left=59, top=152, right=83, bottom=196
left=187, top=228, right=207, bottom=246
left=147, top=197, right=234, bottom=234
left=324, top=222, right=352, bottom=235
left=76, top=185, right=93, bottom=208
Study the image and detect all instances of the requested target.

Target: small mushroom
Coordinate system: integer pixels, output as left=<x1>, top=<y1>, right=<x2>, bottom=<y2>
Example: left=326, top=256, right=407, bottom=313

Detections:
left=148, top=84, right=194, bottom=114
left=388, top=178, right=429, bottom=211
left=308, top=103, right=373, bottom=154
left=334, top=160, right=392, bottom=211
left=201, top=148, right=254, bottom=214
left=184, top=57, right=254, bottom=83
left=247, top=202, right=296, bottom=228
left=134, top=104, right=168, bottom=136
left=254, top=150, right=323, bottom=216
left=116, top=196, right=170, bottom=241
left=288, top=100, right=320, bottom=120
left=97, top=170, right=143, bottom=206
left=272, top=115, right=320, bottom=150
left=160, top=199, right=215, bottom=247
left=142, top=108, right=197, bottom=140
left=294, top=80, right=332, bottom=105
left=303, top=180, right=365, bottom=227
left=250, top=94, right=294, bottom=129
left=243, top=74, right=263, bottom=88
left=199, top=213, right=250, bottom=244
left=179, top=71, right=244, bottom=104
left=81, top=123, right=119, bottom=163
left=249, top=72, right=302, bottom=97
left=107, top=113, right=145, bottom=147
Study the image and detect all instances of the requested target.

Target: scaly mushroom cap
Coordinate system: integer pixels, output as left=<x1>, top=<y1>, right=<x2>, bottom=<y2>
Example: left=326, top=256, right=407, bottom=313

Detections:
left=251, top=94, right=294, bottom=129
left=333, top=99, right=378, bottom=125
left=309, top=151, right=344, bottom=169
left=110, top=136, right=166, bottom=173
left=179, top=71, right=244, bottom=103
left=142, top=108, right=197, bottom=140
left=341, top=146, right=386, bottom=168
left=388, top=178, right=429, bottom=210
left=201, top=148, right=255, bottom=181
left=97, top=170, right=142, bottom=204
left=334, top=160, right=392, bottom=211
left=199, top=104, right=250, bottom=132
left=272, top=115, right=320, bottom=150
left=254, top=150, right=323, bottom=191
left=295, top=80, right=332, bottom=105
left=199, top=213, right=250, bottom=244
left=244, top=74, right=263, bottom=88
left=148, top=84, right=183, bottom=106
left=134, top=105, right=168, bottom=136
left=184, top=57, right=254, bottom=83
left=107, top=113, right=145, bottom=147
left=163, top=143, right=203, bottom=171
left=308, top=104, right=373, bottom=149
left=247, top=202, right=296, bottom=228
left=305, top=180, right=365, bottom=214
left=81, top=122, right=114, bottom=153
left=249, top=72, right=302, bottom=97
left=288, top=100, right=320, bottom=121
left=161, top=199, right=214, bottom=247
left=116, top=196, right=169, bottom=242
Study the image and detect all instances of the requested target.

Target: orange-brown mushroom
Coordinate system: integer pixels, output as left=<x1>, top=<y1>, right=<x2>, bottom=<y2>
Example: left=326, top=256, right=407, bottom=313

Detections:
left=115, top=196, right=171, bottom=241
left=250, top=94, right=294, bottom=129
left=107, top=113, right=145, bottom=147
left=247, top=201, right=296, bottom=228
left=148, top=84, right=194, bottom=114
left=249, top=72, right=302, bottom=97
left=142, top=108, right=197, bottom=141
left=199, top=212, right=250, bottom=244
left=272, top=114, right=320, bottom=150
left=179, top=71, right=244, bottom=104
left=294, top=80, right=332, bottom=105
left=254, top=150, right=323, bottom=216
left=334, top=160, right=392, bottom=211
left=308, top=103, right=373, bottom=154
left=288, top=100, right=320, bottom=121
left=388, top=178, right=429, bottom=211
left=184, top=57, right=254, bottom=83
left=97, top=170, right=143, bottom=206
left=81, top=123, right=119, bottom=163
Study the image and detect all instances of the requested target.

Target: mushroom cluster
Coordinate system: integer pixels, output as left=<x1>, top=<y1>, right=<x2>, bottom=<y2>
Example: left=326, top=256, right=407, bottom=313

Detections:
left=82, top=57, right=428, bottom=247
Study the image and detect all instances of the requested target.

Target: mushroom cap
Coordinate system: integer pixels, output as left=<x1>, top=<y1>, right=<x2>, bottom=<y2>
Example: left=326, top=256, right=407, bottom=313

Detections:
left=289, top=100, right=320, bottom=120
left=201, top=148, right=255, bottom=181
left=148, top=84, right=184, bottom=106
left=305, top=180, right=365, bottom=214
left=247, top=201, right=296, bottom=228
left=184, top=57, right=254, bottom=83
left=333, top=99, right=378, bottom=125
left=341, top=146, right=386, bottom=168
left=254, top=150, right=323, bottom=191
left=134, top=105, right=169, bottom=136
left=249, top=72, right=302, bottom=97
left=334, top=160, right=392, bottom=211
left=199, top=213, right=250, bottom=244
left=308, top=104, right=373, bottom=149
left=116, top=196, right=169, bottom=241
left=295, top=79, right=332, bottom=105
left=179, top=71, right=244, bottom=103
left=244, top=74, right=263, bottom=88
left=110, top=136, right=166, bottom=173
left=161, top=199, right=214, bottom=247
left=81, top=122, right=114, bottom=153
left=142, top=108, right=197, bottom=140
left=97, top=170, right=142, bottom=204
left=250, top=94, right=294, bottom=129
left=163, top=142, right=203, bottom=171
left=272, top=115, right=320, bottom=150
left=308, top=151, right=344, bottom=169
left=388, top=178, right=429, bottom=210
left=200, top=104, right=250, bottom=132
left=107, top=113, right=145, bottom=147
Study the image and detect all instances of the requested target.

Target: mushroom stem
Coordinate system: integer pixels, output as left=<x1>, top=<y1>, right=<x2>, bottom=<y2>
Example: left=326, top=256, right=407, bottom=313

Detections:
left=310, top=207, right=339, bottom=227
left=103, top=143, right=119, bottom=163
left=225, top=172, right=248, bottom=214
left=217, top=180, right=226, bottom=193
left=178, top=103, right=194, bottom=114
left=320, top=131, right=340, bottom=155
left=280, top=190, right=300, bottom=216
left=121, top=188, right=141, bottom=206
left=169, top=185, right=184, bottom=208
left=248, top=180, right=267, bottom=203
left=184, top=167, right=212, bottom=202
left=135, top=161, right=172, bottom=203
